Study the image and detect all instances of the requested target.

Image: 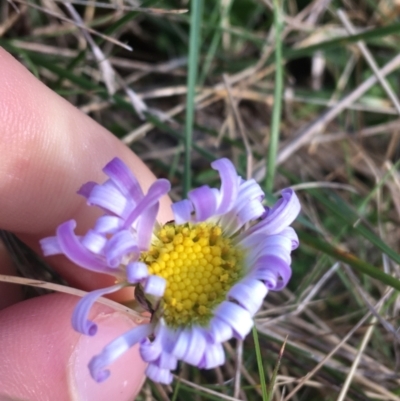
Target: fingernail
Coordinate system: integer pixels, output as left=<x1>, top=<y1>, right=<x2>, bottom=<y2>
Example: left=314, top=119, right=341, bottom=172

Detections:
left=69, top=311, right=147, bottom=401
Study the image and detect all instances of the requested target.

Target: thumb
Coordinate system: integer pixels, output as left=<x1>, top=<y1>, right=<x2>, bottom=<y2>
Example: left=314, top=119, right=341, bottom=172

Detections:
left=0, top=293, right=146, bottom=401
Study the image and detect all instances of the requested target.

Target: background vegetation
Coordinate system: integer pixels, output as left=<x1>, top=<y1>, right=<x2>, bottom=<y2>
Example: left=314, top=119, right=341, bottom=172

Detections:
left=2, top=0, right=400, bottom=399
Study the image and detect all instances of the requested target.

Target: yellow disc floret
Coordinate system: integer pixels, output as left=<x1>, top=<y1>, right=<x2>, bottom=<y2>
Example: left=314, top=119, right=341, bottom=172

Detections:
left=140, top=222, right=244, bottom=327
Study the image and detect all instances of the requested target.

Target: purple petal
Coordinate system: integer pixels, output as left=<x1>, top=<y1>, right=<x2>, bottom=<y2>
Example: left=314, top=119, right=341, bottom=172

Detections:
left=207, top=317, right=233, bottom=343
left=256, top=235, right=293, bottom=265
left=251, top=255, right=292, bottom=290
left=126, top=261, right=149, bottom=283
left=136, top=203, right=158, bottom=250
left=228, top=278, right=267, bottom=315
left=199, top=343, right=225, bottom=369
left=236, top=178, right=264, bottom=211
left=245, top=189, right=300, bottom=238
left=145, top=364, right=173, bottom=384
left=211, top=158, right=239, bottom=214
left=237, top=198, right=266, bottom=225
left=219, top=178, right=265, bottom=235
left=77, top=181, right=97, bottom=198
left=103, top=158, right=144, bottom=202
left=172, top=199, right=193, bottom=224
left=156, top=323, right=180, bottom=354
left=104, top=230, right=138, bottom=268
left=72, top=284, right=124, bottom=335
left=56, top=220, right=114, bottom=274
left=87, top=180, right=131, bottom=216
left=40, top=236, right=62, bottom=256
left=156, top=352, right=178, bottom=370
left=188, top=186, right=218, bottom=222
left=170, top=329, right=190, bottom=359
left=240, top=233, right=293, bottom=266
left=140, top=338, right=162, bottom=363
left=144, top=275, right=166, bottom=297
left=142, top=322, right=179, bottom=365
left=81, top=230, right=107, bottom=254
left=123, top=179, right=170, bottom=229
left=93, top=215, right=123, bottom=234
left=214, top=301, right=253, bottom=340
left=89, top=323, right=153, bottom=382
left=181, top=328, right=206, bottom=366
left=282, top=226, right=299, bottom=250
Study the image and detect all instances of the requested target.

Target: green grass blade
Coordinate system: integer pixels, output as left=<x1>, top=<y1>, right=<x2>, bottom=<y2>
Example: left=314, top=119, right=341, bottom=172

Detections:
left=184, top=0, right=203, bottom=197
left=284, top=22, right=400, bottom=59
left=267, top=338, right=286, bottom=400
left=307, top=189, right=400, bottom=266
left=265, top=0, right=283, bottom=193
left=252, top=326, right=268, bottom=401
left=299, top=231, right=400, bottom=291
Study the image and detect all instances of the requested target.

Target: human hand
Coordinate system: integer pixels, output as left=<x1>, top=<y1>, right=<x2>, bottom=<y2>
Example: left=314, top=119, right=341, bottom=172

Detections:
left=0, top=48, right=172, bottom=401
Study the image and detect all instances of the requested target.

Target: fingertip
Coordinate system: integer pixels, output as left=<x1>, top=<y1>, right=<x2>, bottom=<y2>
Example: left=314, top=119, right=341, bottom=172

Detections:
left=0, top=48, right=173, bottom=293
left=0, top=293, right=146, bottom=401
left=71, top=309, right=147, bottom=401
left=0, top=47, right=172, bottom=236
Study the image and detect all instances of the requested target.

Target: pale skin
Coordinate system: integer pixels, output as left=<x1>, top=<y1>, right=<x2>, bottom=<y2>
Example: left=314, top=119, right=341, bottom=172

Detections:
left=0, top=48, right=173, bottom=401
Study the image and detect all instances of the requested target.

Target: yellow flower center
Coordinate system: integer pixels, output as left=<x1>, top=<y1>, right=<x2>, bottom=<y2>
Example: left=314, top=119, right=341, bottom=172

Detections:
left=140, top=222, right=244, bottom=327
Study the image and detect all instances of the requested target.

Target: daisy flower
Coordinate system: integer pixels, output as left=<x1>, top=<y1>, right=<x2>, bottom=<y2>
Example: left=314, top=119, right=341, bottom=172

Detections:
left=40, top=157, right=300, bottom=384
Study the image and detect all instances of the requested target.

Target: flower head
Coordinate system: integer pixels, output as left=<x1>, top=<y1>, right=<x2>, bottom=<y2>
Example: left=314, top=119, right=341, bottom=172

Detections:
left=41, top=157, right=300, bottom=384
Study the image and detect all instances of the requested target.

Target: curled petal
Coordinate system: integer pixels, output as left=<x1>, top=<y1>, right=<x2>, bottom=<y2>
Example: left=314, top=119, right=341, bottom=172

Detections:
left=237, top=199, right=265, bottom=226
left=40, top=236, right=62, bottom=256
left=211, top=158, right=239, bottom=214
left=123, top=179, right=170, bottom=229
left=207, top=317, right=233, bottom=343
left=172, top=199, right=193, bottom=224
left=182, top=328, right=206, bottom=366
left=282, top=226, right=299, bottom=250
left=219, top=178, right=265, bottom=235
left=214, top=301, right=253, bottom=340
left=104, top=230, right=138, bottom=268
left=228, top=279, right=267, bottom=315
left=188, top=186, right=218, bottom=222
left=145, top=364, right=173, bottom=385
left=252, top=255, right=292, bottom=290
left=72, top=284, right=125, bottom=335
left=56, top=220, right=114, bottom=274
left=126, top=261, right=149, bottom=283
left=241, top=233, right=293, bottom=267
left=93, top=215, right=123, bottom=234
left=89, top=323, right=153, bottom=382
left=87, top=180, right=131, bottom=217
left=170, top=329, right=190, bottom=359
left=103, top=157, right=144, bottom=202
left=244, top=189, right=300, bottom=240
left=157, top=352, right=178, bottom=370
left=77, top=181, right=97, bottom=198
left=140, top=338, right=162, bottom=363
left=199, top=343, right=225, bottom=369
left=157, top=324, right=180, bottom=354
left=81, top=230, right=107, bottom=254
left=144, top=275, right=166, bottom=297
left=136, top=203, right=159, bottom=250
left=255, top=235, right=293, bottom=265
